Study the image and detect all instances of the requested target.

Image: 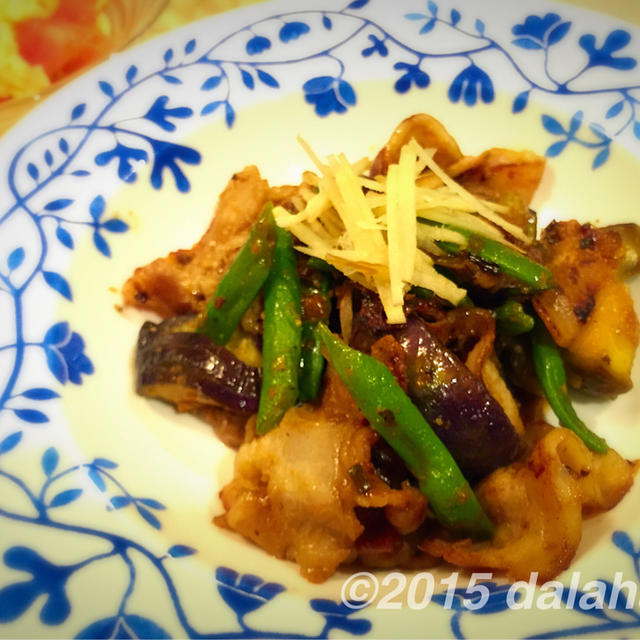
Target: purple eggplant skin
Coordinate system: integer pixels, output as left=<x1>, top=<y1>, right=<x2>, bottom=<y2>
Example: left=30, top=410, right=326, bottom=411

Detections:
left=394, top=317, right=524, bottom=482
left=136, top=319, right=261, bottom=413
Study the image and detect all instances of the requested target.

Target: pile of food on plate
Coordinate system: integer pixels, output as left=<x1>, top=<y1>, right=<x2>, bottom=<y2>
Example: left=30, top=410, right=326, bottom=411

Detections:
left=123, top=114, right=640, bottom=583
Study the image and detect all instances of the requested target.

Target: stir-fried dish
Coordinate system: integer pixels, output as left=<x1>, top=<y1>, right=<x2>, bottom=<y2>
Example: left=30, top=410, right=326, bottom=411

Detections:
left=123, top=114, right=640, bottom=584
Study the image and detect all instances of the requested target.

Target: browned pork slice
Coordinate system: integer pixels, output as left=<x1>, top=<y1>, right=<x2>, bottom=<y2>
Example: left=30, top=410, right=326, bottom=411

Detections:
left=122, top=167, right=299, bottom=317
left=422, top=425, right=634, bottom=582
left=217, top=402, right=429, bottom=583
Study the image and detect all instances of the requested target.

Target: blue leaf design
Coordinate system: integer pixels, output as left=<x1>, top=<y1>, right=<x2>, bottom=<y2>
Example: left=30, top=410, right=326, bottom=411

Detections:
left=136, top=504, right=161, bottom=529
left=512, top=37, right=544, bottom=50
left=202, top=101, right=223, bottom=116
left=0, top=431, right=22, bottom=455
left=634, top=121, right=640, bottom=140
left=225, top=103, right=235, bottom=128
left=58, top=138, right=68, bottom=154
left=0, top=581, right=40, bottom=623
left=323, top=15, right=332, bottom=29
left=93, top=232, right=111, bottom=258
left=347, top=0, right=369, bottom=8
left=185, top=38, right=196, bottom=54
left=612, top=530, right=636, bottom=556
left=27, top=163, right=39, bottom=180
left=44, top=347, right=67, bottom=384
left=257, top=69, right=279, bottom=87
left=89, top=195, right=105, bottom=221
left=88, top=467, right=106, bottom=492
left=246, top=35, right=271, bottom=55
left=546, top=139, right=568, bottom=157
left=241, top=69, right=255, bottom=90
left=75, top=615, right=171, bottom=639
left=303, top=76, right=334, bottom=93
left=542, top=114, right=565, bottom=134
left=137, top=498, right=166, bottom=510
left=592, top=146, right=610, bottom=169
left=475, top=19, right=485, bottom=34
left=606, top=101, right=624, bottom=118
left=109, top=496, right=131, bottom=509
left=49, top=488, right=82, bottom=508
left=279, top=21, right=310, bottom=43
left=338, top=80, right=356, bottom=105
left=71, top=170, right=89, bottom=177
left=44, top=198, right=73, bottom=211
left=420, top=18, right=437, bottom=34
left=450, top=9, right=460, bottom=26
left=7, top=247, right=24, bottom=271
left=125, top=65, right=137, bottom=84
left=42, top=271, right=72, bottom=301
left=309, top=599, right=372, bottom=635
left=102, top=218, right=129, bottom=233
left=44, top=322, right=70, bottom=345
left=148, top=140, right=201, bottom=192
left=44, top=150, right=53, bottom=166
left=164, top=48, right=174, bottom=63
left=201, top=75, right=222, bottom=91
left=168, top=545, right=197, bottom=558
left=13, top=409, right=49, bottom=424
left=405, top=13, right=427, bottom=20
left=99, top=81, right=114, bottom=97
left=22, top=388, right=59, bottom=400
left=93, top=457, right=117, bottom=469
left=547, top=21, right=571, bottom=46
left=428, top=0, right=438, bottom=16
left=162, top=74, right=182, bottom=85
left=568, top=110, right=583, bottom=136
left=512, top=90, right=529, bottom=113
left=42, top=447, right=59, bottom=476
left=70, top=103, right=86, bottom=120
left=215, top=567, right=285, bottom=619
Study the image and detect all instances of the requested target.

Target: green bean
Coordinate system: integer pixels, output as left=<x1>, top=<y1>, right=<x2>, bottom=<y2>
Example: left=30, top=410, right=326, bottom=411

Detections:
left=417, top=217, right=553, bottom=291
left=531, top=320, right=608, bottom=453
left=495, top=299, right=535, bottom=335
left=256, top=226, right=302, bottom=435
left=199, top=204, right=276, bottom=345
left=299, top=273, right=331, bottom=403
left=318, top=323, right=494, bottom=538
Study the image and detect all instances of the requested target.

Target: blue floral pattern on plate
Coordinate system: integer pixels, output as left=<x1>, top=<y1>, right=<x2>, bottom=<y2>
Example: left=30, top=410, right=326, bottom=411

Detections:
left=0, top=0, right=639, bottom=637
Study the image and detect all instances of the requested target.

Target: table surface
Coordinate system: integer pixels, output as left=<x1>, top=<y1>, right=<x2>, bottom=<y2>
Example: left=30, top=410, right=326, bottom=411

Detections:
left=0, top=0, right=638, bottom=137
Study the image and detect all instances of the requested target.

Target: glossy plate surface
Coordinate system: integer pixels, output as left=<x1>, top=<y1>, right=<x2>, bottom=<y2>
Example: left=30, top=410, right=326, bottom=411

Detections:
left=0, top=1, right=639, bottom=637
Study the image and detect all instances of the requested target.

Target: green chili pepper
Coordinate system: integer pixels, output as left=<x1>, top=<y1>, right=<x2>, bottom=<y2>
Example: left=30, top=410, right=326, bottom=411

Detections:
left=318, top=323, right=494, bottom=538
left=531, top=320, right=608, bottom=453
left=257, top=226, right=302, bottom=435
left=417, top=217, right=553, bottom=292
left=299, top=272, right=331, bottom=403
left=199, top=204, right=276, bottom=345
left=495, top=299, right=535, bottom=336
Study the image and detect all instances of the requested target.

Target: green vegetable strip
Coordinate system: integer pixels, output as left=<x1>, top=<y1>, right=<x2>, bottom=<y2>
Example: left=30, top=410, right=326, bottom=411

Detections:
left=495, top=299, right=535, bottom=336
left=257, top=226, right=302, bottom=435
left=299, top=273, right=331, bottom=403
left=417, top=217, right=553, bottom=291
left=318, top=323, right=494, bottom=539
left=531, top=320, right=608, bottom=453
left=199, top=204, right=276, bottom=345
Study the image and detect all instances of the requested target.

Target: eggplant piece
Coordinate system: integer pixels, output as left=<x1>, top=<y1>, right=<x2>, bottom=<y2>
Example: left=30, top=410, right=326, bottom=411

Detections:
left=136, top=319, right=261, bottom=413
left=394, top=317, right=524, bottom=482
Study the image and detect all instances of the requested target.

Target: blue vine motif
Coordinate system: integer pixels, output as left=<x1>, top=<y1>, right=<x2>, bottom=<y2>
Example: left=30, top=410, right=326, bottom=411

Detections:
left=0, top=439, right=371, bottom=638
left=0, top=0, right=638, bottom=637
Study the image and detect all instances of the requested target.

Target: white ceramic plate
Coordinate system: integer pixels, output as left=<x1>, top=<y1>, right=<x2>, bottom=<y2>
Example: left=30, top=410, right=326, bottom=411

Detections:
left=1, top=1, right=639, bottom=637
